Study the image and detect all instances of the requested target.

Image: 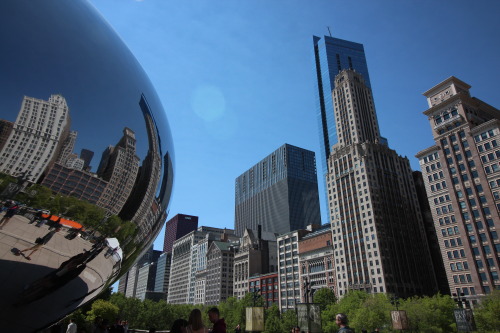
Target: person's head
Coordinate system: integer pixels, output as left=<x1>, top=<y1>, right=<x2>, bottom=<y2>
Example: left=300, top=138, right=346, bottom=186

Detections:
left=291, top=326, right=300, bottom=333
left=207, top=307, right=220, bottom=323
left=335, top=313, right=348, bottom=327
left=188, top=309, right=204, bottom=330
left=170, top=319, right=188, bottom=333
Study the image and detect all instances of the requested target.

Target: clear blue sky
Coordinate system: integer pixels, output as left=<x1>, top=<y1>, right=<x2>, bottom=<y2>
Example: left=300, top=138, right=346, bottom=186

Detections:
left=88, top=0, right=500, bottom=251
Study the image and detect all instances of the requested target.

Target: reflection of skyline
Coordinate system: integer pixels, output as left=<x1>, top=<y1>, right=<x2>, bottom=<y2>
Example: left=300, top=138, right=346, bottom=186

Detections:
left=0, top=94, right=143, bottom=217
left=0, top=93, right=172, bottom=242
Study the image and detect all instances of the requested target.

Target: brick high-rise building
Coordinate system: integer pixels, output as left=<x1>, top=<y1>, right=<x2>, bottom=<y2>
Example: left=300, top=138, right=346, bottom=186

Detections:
left=416, top=77, right=500, bottom=304
left=326, top=69, right=437, bottom=298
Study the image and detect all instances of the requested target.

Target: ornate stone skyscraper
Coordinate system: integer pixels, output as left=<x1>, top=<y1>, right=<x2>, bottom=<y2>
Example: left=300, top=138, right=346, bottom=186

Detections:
left=0, top=94, right=70, bottom=182
left=416, top=77, right=500, bottom=304
left=327, top=70, right=437, bottom=298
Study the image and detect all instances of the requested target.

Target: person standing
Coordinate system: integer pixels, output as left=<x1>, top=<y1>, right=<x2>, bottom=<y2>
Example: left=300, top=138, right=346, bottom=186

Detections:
left=18, top=227, right=60, bottom=260
left=208, top=307, right=226, bottom=333
left=187, top=309, right=209, bottom=333
left=335, top=313, right=354, bottom=333
left=66, top=319, right=77, bottom=333
left=0, top=202, right=19, bottom=228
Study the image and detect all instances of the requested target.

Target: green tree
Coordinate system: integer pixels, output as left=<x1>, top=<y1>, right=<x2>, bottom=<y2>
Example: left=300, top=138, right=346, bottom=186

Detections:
left=86, top=299, right=120, bottom=323
left=402, top=293, right=456, bottom=332
left=281, top=308, right=298, bottom=332
left=474, top=290, right=500, bottom=332
left=264, top=304, right=282, bottom=333
left=313, top=287, right=337, bottom=311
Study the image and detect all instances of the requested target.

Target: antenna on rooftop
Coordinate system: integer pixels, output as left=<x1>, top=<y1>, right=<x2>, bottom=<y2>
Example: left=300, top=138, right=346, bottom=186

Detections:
left=327, top=26, right=332, bottom=37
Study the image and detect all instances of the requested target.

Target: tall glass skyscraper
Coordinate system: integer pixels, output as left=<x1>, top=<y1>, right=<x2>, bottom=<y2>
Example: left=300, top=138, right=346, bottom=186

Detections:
left=313, top=35, right=371, bottom=176
left=234, top=144, right=321, bottom=236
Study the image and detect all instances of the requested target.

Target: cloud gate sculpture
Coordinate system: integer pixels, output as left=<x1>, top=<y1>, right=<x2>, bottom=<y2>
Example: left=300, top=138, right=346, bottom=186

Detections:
left=0, top=1, right=174, bottom=331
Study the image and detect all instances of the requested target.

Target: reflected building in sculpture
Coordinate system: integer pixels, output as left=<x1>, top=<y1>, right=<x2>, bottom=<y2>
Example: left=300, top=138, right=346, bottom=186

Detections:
left=0, top=1, right=175, bottom=330
left=97, top=127, right=140, bottom=216
left=0, top=94, right=70, bottom=182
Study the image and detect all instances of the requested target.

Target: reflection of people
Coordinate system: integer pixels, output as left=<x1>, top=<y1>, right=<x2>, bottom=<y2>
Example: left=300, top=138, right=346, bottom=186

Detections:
left=208, top=307, right=226, bottom=333
left=187, top=309, right=209, bottom=333
left=0, top=203, right=19, bottom=228
left=14, top=250, right=88, bottom=305
left=170, top=319, right=188, bottom=333
left=335, top=313, right=354, bottom=333
left=66, top=319, right=77, bottom=333
left=18, top=227, right=60, bottom=260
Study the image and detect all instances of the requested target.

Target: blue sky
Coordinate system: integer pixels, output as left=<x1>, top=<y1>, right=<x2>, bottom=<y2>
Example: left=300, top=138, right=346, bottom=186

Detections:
left=88, top=0, right=500, bottom=251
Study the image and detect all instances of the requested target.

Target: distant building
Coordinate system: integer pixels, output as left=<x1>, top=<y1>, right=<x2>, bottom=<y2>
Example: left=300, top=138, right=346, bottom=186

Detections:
left=167, top=226, right=236, bottom=304
left=277, top=227, right=319, bottom=312
left=58, top=131, right=77, bottom=165
left=233, top=226, right=277, bottom=300
left=96, top=127, right=140, bottom=215
left=205, top=241, right=235, bottom=305
left=326, top=70, right=437, bottom=298
left=136, top=261, right=158, bottom=300
left=0, top=94, right=70, bottom=182
left=234, top=143, right=321, bottom=236
left=154, top=252, right=172, bottom=300
left=163, top=214, right=199, bottom=254
left=41, top=163, right=107, bottom=204
left=0, top=120, right=13, bottom=151
left=312, top=35, right=372, bottom=222
left=80, top=148, right=94, bottom=171
left=249, top=272, right=279, bottom=308
left=298, top=224, right=335, bottom=302
left=416, top=77, right=500, bottom=303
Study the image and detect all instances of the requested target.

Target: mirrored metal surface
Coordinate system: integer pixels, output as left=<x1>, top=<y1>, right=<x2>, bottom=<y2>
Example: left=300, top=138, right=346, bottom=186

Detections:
left=0, top=1, right=174, bottom=331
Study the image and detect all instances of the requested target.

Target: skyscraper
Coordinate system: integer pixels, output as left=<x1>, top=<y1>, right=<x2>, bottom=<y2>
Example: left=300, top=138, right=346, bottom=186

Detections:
left=234, top=143, right=321, bottom=236
left=416, top=77, right=500, bottom=303
left=162, top=214, right=199, bottom=254
left=0, top=94, right=71, bottom=182
left=313, top=35, right=372, bottom=185
left=326, top=69, right=437, bottom=298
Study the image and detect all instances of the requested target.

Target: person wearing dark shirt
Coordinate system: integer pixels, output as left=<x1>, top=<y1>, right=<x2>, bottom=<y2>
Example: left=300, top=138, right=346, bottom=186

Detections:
left=208, top=307, right=226, bottom=333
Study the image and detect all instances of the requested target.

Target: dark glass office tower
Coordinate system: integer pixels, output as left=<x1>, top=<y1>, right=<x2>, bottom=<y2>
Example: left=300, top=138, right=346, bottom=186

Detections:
left=234, top=144, right=321, bottom=236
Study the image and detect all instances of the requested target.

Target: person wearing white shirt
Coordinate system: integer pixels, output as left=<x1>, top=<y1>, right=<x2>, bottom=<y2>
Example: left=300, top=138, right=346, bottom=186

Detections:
left=66, top=319, right=77, bottom=333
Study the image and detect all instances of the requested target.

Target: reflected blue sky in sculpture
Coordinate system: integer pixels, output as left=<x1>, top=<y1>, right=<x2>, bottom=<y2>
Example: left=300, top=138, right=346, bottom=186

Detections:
left=1, top=0, right=173, bottom=169
left=0, top=0, right=174, bottom=330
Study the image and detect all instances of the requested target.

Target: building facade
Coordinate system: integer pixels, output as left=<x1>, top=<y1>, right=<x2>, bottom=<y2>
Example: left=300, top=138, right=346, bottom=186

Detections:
left=277, top=228, right=317, bottom=312
left=233, top=227, right=277, bottom=300
left=163, top=214, right=199, bottom=254
left=154, top=252, right=172, bottom=300
left=298, top=224, right=336, bottom=302
left=312, top=35, right=372, bottom=178
left=205, top=241, right=235, bottom=305
left=249, top=272, right=279, bottom=308
left=167, top=226, right=236, bottom=304
left=234, top=143, right=321, bottom=236
left=327, top=70, right=437, bottom=298
left=416, top=77, right=500, bottom=303
left=0, top=94, right=70, bottom=182
left=96, top=127, right=140, bottom=216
